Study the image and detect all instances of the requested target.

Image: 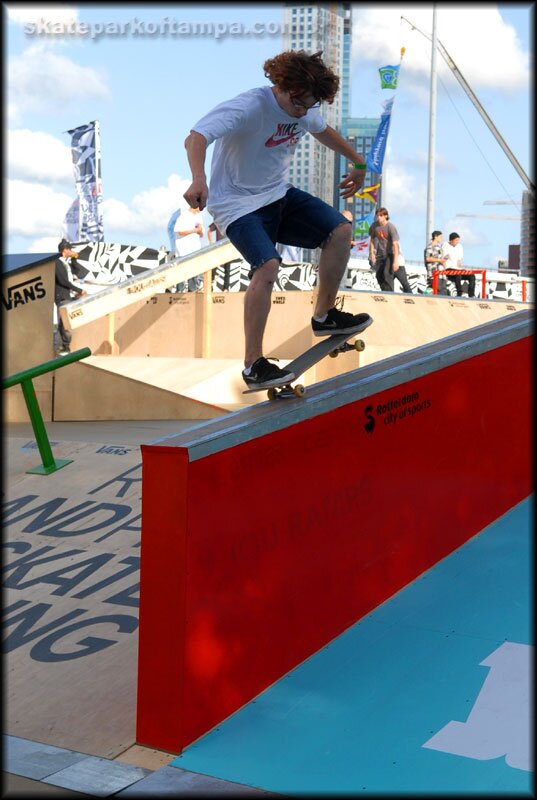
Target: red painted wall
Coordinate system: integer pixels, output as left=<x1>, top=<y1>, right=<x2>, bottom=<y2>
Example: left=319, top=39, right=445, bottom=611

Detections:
left=136, top=337, right=532, bottom=753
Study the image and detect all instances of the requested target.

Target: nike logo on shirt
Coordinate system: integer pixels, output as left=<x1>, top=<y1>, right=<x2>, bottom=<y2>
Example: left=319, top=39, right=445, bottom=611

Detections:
left=265, top=122, right=302, bottom=148
left=265, top=133, right=299, bottom=147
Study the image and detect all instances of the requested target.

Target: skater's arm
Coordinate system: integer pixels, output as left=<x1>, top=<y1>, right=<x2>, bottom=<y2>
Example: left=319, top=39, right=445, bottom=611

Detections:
left=183, top=131, right=209, bottom=210
left=312, top=125, right=366, bottom=197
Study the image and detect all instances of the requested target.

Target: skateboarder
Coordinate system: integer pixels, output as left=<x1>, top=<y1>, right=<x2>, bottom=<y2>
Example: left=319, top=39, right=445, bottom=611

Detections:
left=183, top=49, right=372, bottom=389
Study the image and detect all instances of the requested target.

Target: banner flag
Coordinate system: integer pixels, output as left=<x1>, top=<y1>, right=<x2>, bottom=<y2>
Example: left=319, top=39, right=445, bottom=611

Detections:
left=66, top=120, right=104, bottom=242
left=378, top=64, right=400, bottom=89
left=353, top=210, right=376, bottom=239
left=62, top=197, right=80, bottom=242
left=355, top=183, right=381, bottom=204
left=366, top=97, right=394, bottom=175
left=167, top=208, right=181, bottom=252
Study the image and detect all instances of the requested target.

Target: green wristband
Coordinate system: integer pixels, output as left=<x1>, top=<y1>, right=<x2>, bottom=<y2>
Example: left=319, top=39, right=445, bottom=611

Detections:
left=353, top=162, right=366, bottom=170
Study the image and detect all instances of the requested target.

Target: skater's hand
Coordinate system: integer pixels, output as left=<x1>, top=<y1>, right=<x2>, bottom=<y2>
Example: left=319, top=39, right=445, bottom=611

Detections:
left=339, top=167, right=366, bottom=198
left=183, top=177, right=208, bottom=211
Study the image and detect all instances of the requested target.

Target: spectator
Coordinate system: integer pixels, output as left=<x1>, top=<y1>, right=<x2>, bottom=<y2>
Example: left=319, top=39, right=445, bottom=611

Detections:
left=208, top=220, right=232, bottom=290
left=54, top=239, right=86, bottom=355
left=174, top=206, right=204, bottom=292
left=369, top=207, right=412, bottom=293
left=424, top=230, right=448, bottom=293
left=395, top=247, right=413, bottom=294
left=442, top=232, right=475, bottom=297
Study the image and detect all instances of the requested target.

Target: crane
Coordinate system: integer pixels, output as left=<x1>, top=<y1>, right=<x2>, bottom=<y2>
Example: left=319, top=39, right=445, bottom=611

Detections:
left=401, top=15, right=534, bottom=196
left=455, top=213, right=520, bottom=221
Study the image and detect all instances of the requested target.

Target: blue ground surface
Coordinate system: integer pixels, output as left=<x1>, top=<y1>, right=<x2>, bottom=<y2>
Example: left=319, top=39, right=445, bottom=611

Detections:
left=172, top=496, right=533, bottom=795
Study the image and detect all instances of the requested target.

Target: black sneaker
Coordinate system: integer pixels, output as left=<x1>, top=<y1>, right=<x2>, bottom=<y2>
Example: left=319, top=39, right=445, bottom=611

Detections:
left=311, top=308, right=373, bottom=337
left=243, top=357, right=295, bottom=390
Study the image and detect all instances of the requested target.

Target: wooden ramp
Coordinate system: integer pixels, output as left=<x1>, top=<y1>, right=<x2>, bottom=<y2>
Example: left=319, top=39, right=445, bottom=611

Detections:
left=52, top=357, right=267, bottom=421
left=55, top=293, right=530, bottom=421
left=60, top=239, right=240, bottom=331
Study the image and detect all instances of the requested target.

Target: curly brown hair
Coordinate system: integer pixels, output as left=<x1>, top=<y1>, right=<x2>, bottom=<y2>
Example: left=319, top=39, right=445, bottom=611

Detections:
left=263, top=50, right=339, bottom=104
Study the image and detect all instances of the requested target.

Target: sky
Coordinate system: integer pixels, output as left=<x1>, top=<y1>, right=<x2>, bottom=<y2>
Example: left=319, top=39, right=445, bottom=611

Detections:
left=4, top=2, right=533, bottom=268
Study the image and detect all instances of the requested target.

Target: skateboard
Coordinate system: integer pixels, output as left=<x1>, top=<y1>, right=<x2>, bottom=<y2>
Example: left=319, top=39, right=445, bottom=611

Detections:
left=243, top=322, right=372, bottom=400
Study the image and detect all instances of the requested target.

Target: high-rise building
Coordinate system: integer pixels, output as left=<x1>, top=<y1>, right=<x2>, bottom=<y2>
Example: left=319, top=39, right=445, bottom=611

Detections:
left=282, top=3, right=349, bottom=207
left=341, top=117, right=381, bottom=222
left=519, top=190, right=535, bottom=276
left=507, top=244, right=520, bottom=271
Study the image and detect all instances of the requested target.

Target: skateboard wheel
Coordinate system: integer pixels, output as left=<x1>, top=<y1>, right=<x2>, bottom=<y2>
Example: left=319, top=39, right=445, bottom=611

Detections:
left=329, top=350, right=338, bottom=358
left=354, top=339, right=365, bottom=352
left=267, top=387, right=278, bottom=400
left=293, top=384, right=305, bottom=397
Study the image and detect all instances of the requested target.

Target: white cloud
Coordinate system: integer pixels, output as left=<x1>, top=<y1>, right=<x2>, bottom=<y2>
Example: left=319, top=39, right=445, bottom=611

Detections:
left=5, top=3, right=78, bottom=26
left=398, top=149, right=456, bottom=173
left=7, top=129, right=73, bottom=184
left=6, top=174, right=192, bottom=250
left=29, top=237, right=64, bottom=254
left=7, top=42, right=109, bottom=123
left=352, top=6, right=530, bottom=94
left=380, top=159, right=426, bottom=217
left=7, top=179, right=73, bottom=237
left=102, top=175, right=191, bottom=237
left=442, top=218, right=486, bottom=248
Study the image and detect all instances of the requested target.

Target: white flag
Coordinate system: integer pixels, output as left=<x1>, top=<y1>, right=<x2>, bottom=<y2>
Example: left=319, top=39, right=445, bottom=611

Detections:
left=66, top=120, right=104, bottom=241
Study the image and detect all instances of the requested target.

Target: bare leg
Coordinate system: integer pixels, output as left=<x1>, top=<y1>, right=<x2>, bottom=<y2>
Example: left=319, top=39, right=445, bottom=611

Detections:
left=244, top=258, right=280, bottom=368
left=313, top=223, right=352, bottom=317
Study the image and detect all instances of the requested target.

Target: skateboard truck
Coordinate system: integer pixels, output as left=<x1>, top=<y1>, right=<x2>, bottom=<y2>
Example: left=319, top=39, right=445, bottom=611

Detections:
left=267, top=383, right=306, bottom=400
left=328, top=338, right=365, bottom=357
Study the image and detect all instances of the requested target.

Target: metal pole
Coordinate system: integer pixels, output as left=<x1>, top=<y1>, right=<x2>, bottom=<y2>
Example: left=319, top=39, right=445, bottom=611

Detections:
left=426, top=5, right=438, bottom=248
left=3, top=347, right=90, bottom=474
left=20, top=379, right=56, bottom=471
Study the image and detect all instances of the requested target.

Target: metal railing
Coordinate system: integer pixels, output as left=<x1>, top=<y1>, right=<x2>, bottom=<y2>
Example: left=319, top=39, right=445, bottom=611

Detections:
left=3, top=347, right=91, bottom=475
left=432, top=269, right=487, bottom=297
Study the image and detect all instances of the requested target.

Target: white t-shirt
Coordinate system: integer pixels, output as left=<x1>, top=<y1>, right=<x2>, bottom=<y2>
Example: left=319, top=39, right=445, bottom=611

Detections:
left=192, top=86, right=327, bottom=234
left=442, top=241, right=464, bottom=269
left=174, top=208, right=204, bottom=257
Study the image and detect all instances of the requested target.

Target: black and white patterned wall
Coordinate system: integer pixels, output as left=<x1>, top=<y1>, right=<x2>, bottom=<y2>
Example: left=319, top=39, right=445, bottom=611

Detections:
left=73, top=242, right=167, bottom=286
left=213, top=259, right=531, bottom=302
left=70, top=242, right=532, bottom=302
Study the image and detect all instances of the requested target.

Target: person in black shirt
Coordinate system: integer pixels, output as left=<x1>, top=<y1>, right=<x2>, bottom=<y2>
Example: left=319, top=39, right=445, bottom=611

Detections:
left=54, top=239, right=86, bottom=355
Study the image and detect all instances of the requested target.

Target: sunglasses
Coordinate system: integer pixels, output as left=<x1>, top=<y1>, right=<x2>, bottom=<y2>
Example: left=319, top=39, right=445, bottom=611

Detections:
left=290, top=95, right=321, bottom=110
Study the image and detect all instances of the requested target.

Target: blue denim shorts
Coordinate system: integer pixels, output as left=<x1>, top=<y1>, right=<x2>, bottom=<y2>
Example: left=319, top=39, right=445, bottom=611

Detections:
left=226, top=187, right=349, bottom=276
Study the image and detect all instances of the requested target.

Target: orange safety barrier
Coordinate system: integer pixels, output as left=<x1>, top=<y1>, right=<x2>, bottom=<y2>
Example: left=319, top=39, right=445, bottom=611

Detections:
left=433, top=269, right=487, bottom=297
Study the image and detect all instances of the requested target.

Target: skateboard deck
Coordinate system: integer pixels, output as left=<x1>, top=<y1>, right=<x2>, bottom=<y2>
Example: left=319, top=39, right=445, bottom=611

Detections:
left=243, top=317, right=373, bottom=399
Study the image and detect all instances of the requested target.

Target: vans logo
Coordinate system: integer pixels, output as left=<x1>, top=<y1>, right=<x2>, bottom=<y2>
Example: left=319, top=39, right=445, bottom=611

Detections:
left=2, top=276, right=46, bottom=310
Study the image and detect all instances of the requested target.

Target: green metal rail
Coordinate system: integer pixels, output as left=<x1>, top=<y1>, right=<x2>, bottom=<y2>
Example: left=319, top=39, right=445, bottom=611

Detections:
left=3, top=347, right=91, bottom=475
